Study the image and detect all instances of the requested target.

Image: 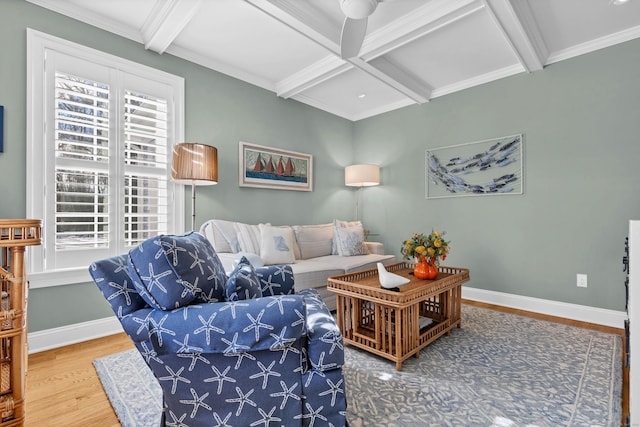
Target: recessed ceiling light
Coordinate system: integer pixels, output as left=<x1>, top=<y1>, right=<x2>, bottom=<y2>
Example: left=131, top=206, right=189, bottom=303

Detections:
left=611, top=0, right=629, bottom=5
left=358, top=93, right=366, bottom=99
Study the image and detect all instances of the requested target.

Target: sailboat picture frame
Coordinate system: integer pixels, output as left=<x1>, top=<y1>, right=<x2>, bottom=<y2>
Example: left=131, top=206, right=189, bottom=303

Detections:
left=239, top=141, right=313, bottom=191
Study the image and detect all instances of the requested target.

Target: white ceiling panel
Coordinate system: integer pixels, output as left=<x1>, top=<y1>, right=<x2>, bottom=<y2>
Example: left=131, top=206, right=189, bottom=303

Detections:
left=172, top=1, right=329, bottom=85
left=295, top=67, right=412, bottom=120
left=26, top=0, right=640, bottom=121
left=378, top=7, right=521, bottom=91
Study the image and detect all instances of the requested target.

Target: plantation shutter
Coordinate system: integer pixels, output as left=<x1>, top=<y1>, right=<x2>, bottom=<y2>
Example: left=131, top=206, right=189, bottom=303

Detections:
left=54, top=78, right=171, bottom=252
left=123, top=90, right=169, bottom=246
left=27, top=30, right=184, bottom=286
left=54, top=72, right=110, bottom=250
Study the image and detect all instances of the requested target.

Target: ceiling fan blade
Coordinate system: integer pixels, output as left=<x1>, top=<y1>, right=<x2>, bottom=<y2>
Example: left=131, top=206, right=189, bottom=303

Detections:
left=340, top=17, right=368, bottom=59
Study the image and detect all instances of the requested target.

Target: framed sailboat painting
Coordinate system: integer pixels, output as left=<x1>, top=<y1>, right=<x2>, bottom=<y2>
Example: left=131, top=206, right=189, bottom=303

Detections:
left=239, top=141, right=313, bottom=191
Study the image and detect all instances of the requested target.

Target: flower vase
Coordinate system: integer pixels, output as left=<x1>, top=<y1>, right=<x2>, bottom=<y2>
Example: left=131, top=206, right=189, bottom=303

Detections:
left=414, top=256, right=438, bottom=280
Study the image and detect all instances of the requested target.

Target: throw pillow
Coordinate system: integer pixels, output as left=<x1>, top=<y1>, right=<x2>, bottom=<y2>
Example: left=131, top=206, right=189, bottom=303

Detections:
left=232, top=252, right=264, bottom=269
left=201, top=220, right=234, bottom=253
left=333, top=219, right=369, bottom=256
left=211, top=219, right=242, bottom=253
left=127, top=232, right=227, bottom=310
left=293, top=223, right=333, bottom=259
left=259, top=224, right=296, bottom=265
left=225, top=256, right=263, bottom=301
left=235, top=222, right=264, bottom=255
left=332, top=219, right=364, bottom=254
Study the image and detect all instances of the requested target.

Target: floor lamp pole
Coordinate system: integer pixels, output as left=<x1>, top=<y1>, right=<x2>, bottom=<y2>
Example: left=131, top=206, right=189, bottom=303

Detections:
left=190, top=183, right=196, bottom=231
left=355, top=186, right=362, bottom=221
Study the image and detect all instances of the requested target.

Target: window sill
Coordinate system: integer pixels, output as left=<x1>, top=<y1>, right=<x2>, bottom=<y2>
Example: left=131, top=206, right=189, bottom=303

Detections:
left=28, top=268, right=93, bottom=288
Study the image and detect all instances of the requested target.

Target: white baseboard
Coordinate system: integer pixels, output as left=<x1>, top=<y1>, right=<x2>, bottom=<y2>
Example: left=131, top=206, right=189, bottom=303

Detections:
left=462, top=287, right=628, bottom=329
left=27, top=289, right=628, bottom=353
left=28, top=316, right=123, bottom=354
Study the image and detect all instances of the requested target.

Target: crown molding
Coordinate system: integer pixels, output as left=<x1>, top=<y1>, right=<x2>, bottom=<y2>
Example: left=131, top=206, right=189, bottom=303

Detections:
left=431, top=63, right=524, bottom=99
left=290, top=93, right=358, bottom=121
left=350, top=98, right=417, bottom=122
left=26, top=0, right=144, bottom=44
left=546, top=24, right=640, bottom=65
left=164, top=44, right=276, bottom=93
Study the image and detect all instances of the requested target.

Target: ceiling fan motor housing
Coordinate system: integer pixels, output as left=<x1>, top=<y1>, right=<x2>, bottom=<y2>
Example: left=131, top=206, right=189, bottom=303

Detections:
left=340, top=0, right=379, bottom=20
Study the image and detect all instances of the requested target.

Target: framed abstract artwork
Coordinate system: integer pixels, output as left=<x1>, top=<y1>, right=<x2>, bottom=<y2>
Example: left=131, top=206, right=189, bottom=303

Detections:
left=239, top=141, right=313, bottom=191
left=426, top=134, right=524, bottom=199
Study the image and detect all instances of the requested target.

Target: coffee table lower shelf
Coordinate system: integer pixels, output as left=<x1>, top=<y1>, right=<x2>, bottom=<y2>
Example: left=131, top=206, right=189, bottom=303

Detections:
left=328, top=263, right=469, bottom=371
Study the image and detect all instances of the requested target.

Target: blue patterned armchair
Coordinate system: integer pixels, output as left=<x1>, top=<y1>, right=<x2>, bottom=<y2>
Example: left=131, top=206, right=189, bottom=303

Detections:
left=89, top=232, right=347, bottom=427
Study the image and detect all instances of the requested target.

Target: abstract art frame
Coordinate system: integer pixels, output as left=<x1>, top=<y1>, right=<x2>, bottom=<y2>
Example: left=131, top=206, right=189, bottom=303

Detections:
left=239, top=141, right=313, bottom=191
left=426, top=134, right=524, bottom=199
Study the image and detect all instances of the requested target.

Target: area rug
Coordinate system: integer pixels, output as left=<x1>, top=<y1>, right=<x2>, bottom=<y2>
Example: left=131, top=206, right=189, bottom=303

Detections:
left=93, top=305, right=621, bottom=426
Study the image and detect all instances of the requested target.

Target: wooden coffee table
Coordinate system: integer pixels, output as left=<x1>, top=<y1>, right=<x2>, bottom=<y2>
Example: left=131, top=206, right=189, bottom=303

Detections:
left=327, top=262, right=469, bottom=371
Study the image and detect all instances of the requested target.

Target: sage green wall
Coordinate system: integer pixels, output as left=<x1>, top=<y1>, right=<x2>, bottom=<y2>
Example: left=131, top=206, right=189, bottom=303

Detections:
left=0, top=0, right=354, bottom=332
left=353, top=38, right=640, bottom=312
left=1, top=0, right=636, bottom=335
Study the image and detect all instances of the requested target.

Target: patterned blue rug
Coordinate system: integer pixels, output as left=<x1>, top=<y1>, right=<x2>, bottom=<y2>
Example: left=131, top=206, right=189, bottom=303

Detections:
left=93, top=305, right=621, bottom=426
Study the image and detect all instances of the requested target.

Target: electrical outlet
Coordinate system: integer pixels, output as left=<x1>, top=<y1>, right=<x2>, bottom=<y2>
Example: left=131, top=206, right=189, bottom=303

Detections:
left=577, top=273, right=587, bottom=288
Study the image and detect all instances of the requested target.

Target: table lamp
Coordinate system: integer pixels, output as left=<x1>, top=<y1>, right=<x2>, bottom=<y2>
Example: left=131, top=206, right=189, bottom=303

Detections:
left=171, top=143, right=218, bottom=230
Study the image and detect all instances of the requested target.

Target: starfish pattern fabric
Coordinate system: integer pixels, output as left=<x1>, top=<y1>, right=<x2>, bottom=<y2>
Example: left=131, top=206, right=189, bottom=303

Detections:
left=89, top=231, right=347, bottom=426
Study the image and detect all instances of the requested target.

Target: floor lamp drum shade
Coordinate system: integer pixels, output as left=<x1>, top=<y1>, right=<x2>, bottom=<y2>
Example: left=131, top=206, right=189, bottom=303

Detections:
left=171, top=143, right=218, bottom=185
left=171, top=143, right=218, bottom=230
left=345, top=164, right=380, bottom=187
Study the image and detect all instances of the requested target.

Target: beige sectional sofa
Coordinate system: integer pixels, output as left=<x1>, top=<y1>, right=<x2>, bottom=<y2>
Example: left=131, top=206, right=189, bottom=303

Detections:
left=200, top=219, right=396, bottom=310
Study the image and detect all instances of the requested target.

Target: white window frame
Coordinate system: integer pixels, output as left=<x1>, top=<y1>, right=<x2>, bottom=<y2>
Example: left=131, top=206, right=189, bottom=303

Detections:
left=26, top=29, right=185, bottom=288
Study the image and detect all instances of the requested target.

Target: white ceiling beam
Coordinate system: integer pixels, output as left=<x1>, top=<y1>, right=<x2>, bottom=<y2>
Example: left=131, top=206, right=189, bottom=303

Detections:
left=140, top=0, right=203, bottom=54
left=244, top=0, right=340, bottom=52
left=360, top=0, right=485, bottom=60
left=270, top=0, right=483, bottom=102
left=482, top=0, right=547, bottom=72
left=276, top=56, right=352, bottom=99
left=352, top=57, right=432, bottom=103
left=247, top=0, right=438, bottom=103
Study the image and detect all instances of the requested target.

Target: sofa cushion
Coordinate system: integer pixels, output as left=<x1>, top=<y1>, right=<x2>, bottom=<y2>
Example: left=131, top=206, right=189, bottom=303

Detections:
left=225, top=256, right=263, bottom=301
left=259, top=224, right=296, bottom=265
left=127, top=232, right=227, bottom=310
left=293, top=223, right=333, bottom=259
left=333, top=220, right=369, bottom=256
left=289, top=260, right=345, bottom=292
left=312, top=254, right=396, bottom=273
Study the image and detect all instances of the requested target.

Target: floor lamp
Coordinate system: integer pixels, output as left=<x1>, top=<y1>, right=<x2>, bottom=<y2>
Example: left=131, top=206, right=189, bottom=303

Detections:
left=171, top=143, right=218, bottom=230
left=345, top=164, right=380, bottom=221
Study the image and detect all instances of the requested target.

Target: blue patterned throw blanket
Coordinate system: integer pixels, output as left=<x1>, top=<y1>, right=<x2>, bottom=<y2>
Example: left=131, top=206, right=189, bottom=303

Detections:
left=94, top=305, right=621, bottom=426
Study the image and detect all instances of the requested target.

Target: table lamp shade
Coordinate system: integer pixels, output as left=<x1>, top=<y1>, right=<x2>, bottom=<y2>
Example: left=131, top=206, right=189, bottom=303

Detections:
left=345, top=164, right=380, bottom=187
left=171, top=143, right=218, bottom=185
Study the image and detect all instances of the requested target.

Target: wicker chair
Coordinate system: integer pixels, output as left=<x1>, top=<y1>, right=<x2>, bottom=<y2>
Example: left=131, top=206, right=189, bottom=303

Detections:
left=89, top=232, right=347, bottom=427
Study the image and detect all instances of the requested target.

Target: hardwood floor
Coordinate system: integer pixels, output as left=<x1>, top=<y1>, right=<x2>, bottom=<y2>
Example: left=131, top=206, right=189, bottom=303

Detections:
left=22, top=302, right=628, bottom=426
left=25, top=333, right=133, bottom=427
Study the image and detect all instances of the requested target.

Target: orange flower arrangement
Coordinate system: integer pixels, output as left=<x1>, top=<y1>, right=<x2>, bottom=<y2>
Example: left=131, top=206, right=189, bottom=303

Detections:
left=401, top=230, right=450, bottom=266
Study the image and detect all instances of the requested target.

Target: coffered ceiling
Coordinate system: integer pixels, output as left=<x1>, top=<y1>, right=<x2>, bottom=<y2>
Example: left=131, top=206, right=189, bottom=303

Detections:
left=27, top=0, right=640, bottom=121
